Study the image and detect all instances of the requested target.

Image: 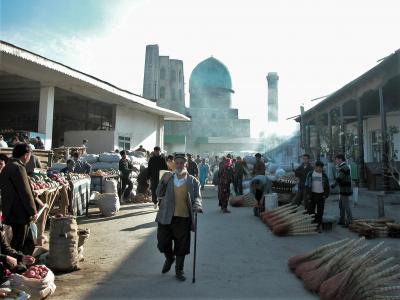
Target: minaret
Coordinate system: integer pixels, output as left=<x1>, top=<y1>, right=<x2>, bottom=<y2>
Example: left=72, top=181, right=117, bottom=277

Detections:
left=143, top=45, right=160, bottom=101
left=267, top=72, right=279, bottom=123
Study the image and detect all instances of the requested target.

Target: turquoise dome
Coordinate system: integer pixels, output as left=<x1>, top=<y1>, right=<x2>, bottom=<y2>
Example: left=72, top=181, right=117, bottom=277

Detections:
left=189, top=57, right=233, bottom=93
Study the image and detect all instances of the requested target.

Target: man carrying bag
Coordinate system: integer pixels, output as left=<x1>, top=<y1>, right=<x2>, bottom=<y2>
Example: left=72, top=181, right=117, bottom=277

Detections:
left=155, top=153, right=202, bottom=282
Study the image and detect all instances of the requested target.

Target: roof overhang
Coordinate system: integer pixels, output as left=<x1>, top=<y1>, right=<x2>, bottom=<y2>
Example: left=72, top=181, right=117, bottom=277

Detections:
left=295, top=49, right=400, bottom=123
left=0, top=41, right=190, bottom=122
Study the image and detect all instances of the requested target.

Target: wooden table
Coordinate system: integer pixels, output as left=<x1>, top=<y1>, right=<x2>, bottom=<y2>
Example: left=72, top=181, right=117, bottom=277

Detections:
left=34, top=184, right=69, bottom=246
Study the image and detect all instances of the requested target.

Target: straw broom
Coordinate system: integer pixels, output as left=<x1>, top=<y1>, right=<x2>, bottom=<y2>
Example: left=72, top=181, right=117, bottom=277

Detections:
left=300, top=238, right=365, bottom=292
left=347, top=265, right=400, bottom=300
left=266, top=208, right=300, bottom=227
left=335, top=242, right=387, bottom=300
left=363, top=285, right=400, bottom=300
left=294, top=239, right=354, bottom=278
left=283, top=224, right=318, bottom=236
left=320, top=244, right=386, bottom=300
left=320, top=268, right=353, bottom=300
left=344, top=255, right=395, bottom=298
left=287, top=238, right=349, bottom=271
left=269, top=209, right=307, bottom=228
left=273, top=214, right=314, bottom=235
left=342, top=263, right=399, bottom=300
left=262, top=204, right=296, bottom=222
left=263, top=203, right=293, bottom=218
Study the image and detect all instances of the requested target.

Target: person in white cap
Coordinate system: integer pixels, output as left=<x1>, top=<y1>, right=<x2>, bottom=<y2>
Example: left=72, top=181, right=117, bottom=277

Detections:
left=155, top=152, right=202, bottom=281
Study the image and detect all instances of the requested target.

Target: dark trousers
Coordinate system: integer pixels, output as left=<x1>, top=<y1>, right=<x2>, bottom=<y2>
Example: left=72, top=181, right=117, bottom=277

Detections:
left=233, top=177, right=243, bottom=195
left=157, top=217, right=191, bottom=256
left=151, top=178, right=159, bottom=204
left=10, top=223, right=35, bottom=255
left=120, top=177, right=133, bottom=199
left=339, top=195, right=353, bottom=224
left=307, top=193, right=325, bottom=227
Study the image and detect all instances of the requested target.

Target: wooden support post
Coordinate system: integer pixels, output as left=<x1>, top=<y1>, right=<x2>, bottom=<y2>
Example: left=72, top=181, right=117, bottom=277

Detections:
left=328, top=111, right=333, bottom=162
left=357, top=98, right=366, bottom=186
left=379, top=87, right=390, bottom=192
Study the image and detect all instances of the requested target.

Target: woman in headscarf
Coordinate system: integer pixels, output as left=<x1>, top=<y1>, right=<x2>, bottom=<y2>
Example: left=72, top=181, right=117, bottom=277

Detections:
left=217, top=156, right=234, bottom=213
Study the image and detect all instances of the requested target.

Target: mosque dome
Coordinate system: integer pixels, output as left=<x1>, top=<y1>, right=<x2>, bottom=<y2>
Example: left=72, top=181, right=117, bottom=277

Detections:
left=189, top=57, right=233, bottom=93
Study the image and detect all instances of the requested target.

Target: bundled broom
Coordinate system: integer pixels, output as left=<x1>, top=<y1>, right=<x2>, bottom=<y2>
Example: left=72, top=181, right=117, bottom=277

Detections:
left=287, top=238, right=350, bottom=271
left=289, top=239, right=400, bottom=300
left=300, top=238, right=367, bottom=292
left=260, top=204, right=317, bottom=236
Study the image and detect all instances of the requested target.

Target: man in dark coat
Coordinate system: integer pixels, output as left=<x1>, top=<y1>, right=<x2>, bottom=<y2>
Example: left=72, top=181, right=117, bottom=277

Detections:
left=186, top=154, right=198, bottom=178
left=331, top=154, right=353, bottom=226
left=292, top=154, right=314, bottom=210
left=147, top=146, right=168, bottom=207
left=0, top=143, right=38, bottom=255
left=119, top=150, right=135, bottom=202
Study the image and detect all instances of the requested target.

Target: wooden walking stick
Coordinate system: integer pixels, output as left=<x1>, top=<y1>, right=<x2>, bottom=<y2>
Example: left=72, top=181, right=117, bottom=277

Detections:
left=192, top=210, right=198, bottom=283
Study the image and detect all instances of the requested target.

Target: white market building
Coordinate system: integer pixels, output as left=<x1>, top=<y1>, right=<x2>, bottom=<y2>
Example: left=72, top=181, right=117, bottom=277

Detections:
left=0, top=41, right=190, bottom=153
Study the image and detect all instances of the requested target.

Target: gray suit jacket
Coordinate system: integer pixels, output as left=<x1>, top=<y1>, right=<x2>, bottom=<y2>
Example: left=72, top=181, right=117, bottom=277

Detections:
left=155, top=172, right=202, bottom=231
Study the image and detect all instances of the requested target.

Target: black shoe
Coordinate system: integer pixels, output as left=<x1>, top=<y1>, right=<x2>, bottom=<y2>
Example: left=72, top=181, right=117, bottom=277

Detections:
left=175, top=270, right=186, bottom=281
left=161, top=256, right=175, bottom=274
left=175, top=256, right=186, bottom=281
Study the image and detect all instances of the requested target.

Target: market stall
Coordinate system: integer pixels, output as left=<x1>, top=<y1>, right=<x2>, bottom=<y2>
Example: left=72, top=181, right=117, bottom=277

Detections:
left=30, top=172, right=70, bottom=246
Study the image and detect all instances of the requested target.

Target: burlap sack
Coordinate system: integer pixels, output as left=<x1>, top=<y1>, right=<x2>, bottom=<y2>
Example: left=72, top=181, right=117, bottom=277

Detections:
left=48, top=216, right=79, bottom=272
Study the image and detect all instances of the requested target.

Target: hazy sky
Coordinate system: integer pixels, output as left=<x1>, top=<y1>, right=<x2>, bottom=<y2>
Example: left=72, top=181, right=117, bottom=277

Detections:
left=1, top=0, right=399, bottom=137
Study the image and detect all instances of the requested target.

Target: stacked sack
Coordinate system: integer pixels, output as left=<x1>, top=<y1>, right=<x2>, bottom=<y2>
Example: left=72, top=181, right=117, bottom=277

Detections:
left=91, top=153, right=120, bottom=171
left=48, top=216, right=79, bottom=272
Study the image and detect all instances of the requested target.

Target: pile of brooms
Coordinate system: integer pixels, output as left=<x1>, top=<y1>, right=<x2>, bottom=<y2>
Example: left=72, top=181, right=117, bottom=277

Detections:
left=260, top=203, right=317, bottom=236
left=229, top=193, right=256, bottom=207
left=349, top=218, right=400, bottom=239
left=288, top=238, right=400, bottom=300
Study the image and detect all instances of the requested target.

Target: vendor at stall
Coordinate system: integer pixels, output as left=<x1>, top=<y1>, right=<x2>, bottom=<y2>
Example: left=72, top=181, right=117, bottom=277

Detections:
left=60, top=159, right=75, bottom=174
left=25, top=154, right=42, bottom=175
left=250, top=175, right=272, bottom=208
left=0, top=228, right=35, bottom=284
left=0, top=143, right=37, bottom=255
left=71, top=152, right=91, bottom=174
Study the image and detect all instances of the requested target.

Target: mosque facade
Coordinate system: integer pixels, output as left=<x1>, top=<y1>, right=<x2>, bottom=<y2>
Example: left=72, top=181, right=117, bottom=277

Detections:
left=143, top=45, right=254, bottom=154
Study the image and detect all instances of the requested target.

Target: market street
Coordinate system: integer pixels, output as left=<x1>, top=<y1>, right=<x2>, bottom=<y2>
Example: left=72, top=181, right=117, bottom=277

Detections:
left=50, top=186, right=398, bottom=300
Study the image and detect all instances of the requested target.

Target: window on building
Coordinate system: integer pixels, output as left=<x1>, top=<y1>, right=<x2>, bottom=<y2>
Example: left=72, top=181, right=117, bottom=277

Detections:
left=179, top=70, right=182, bottom=80
left=118, top=136, right=131, bottom=150
left=171, top=88, right=176, bottom=100
left=160, top=68, right=166, bottom=80
left=160, top=86, right=166, bottom=99
left=179, top=89, right=182, bottom=101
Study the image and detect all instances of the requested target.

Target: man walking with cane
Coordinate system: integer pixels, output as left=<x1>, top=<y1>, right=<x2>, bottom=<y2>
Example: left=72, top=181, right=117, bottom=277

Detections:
left=156, top=153, right=202, bottom=281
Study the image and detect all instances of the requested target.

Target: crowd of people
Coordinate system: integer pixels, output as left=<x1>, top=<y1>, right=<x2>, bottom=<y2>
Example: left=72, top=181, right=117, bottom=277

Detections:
left=292, top=153, right=353, bottom=232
